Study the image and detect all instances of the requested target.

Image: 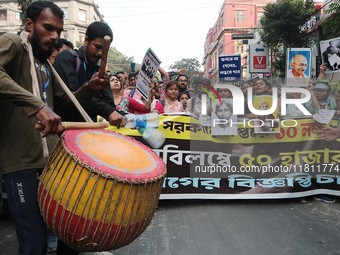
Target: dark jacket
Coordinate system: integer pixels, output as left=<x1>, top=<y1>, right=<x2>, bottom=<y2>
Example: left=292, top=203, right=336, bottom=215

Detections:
left=0, top=33, right=96, bottom=174
left=53, top=46, right=123, bottom=122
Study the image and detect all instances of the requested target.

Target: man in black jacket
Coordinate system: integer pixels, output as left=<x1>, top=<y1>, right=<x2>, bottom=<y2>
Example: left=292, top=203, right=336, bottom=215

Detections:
left=53, top=22, right=125, bottom=255
left=54, top=21, right=125, bottom=127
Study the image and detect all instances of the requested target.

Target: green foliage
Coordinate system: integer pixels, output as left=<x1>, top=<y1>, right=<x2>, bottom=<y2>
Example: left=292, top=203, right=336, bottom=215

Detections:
left=75, top=41, right=84, bottom=49
left=107, top=47, right=137, bottom=74
left=170, top=58, right=201, bottom=79
left=259, top=0, right=315, bottom=78
left=17, top=0, right=35, bottom=25
left=322, top=0, right=340, bottom=39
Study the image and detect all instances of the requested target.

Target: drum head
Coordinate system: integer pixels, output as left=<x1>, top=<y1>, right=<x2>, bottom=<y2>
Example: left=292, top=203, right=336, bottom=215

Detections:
left=62, top=129, right=166, bottom=181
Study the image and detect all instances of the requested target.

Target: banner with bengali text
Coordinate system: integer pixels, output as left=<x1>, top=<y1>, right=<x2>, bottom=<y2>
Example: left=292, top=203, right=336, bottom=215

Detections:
left=105, top=114, right=340, bottom=199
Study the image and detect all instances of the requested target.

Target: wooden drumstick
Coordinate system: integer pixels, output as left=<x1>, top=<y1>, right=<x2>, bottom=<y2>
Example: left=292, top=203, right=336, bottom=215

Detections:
left=98, top=35, right=111, bottom=79
left=35, top=122, right=109, bottom=131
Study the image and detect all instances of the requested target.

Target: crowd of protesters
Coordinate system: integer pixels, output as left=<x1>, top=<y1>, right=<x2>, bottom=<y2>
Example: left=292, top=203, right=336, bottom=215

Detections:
left=108, top=64, right=340, bottom=206
left=111, top=63, right=340, bottom=121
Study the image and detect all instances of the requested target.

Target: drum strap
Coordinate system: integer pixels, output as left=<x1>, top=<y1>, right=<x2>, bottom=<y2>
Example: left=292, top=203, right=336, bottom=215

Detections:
left=20, top=31, right=50, bottom=157
left=20, top=31, right=93, bottom=157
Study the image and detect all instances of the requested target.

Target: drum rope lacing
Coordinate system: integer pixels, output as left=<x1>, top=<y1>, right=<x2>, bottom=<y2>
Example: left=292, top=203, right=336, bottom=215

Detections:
left=38, top=132, right=166, bottom=252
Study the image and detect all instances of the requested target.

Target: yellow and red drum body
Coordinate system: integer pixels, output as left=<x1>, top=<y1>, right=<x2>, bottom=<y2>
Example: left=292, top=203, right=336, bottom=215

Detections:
left=38, top=130, right=166, bottom=252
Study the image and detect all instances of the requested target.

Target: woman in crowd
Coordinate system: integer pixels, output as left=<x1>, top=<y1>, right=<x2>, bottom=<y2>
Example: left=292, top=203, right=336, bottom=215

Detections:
left=245, top=78, right=272, bottom=119
left=187, top=77, right=213, bottom=118
left=161, top=80, right=184, bottom=113
left=179, top=91, right=190, bottom=112
left=110, top=74, right=151, bottom=114
left=217, top=88, right=232, bottom=99
left=241, top=80, right=253, bottom=98
left=254, top=78, right=271, bottom=96
left=123, top=71, right=141, bottom=99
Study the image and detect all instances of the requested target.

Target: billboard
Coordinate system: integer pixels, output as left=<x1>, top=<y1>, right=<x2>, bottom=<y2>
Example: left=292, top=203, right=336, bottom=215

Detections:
left=249, top=44, right=269, bottom=73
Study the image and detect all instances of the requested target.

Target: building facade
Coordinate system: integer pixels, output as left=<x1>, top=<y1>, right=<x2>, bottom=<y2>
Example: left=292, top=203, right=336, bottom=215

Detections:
left=244, top=2, right=324, bottom=82
left=0, top=0, right=104, bottom=46
left=202, top=0, right=276, bottom=85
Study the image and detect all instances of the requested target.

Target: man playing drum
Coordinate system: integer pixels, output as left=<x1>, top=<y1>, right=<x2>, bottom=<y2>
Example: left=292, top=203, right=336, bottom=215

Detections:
left=0, top=1, right=122, bottom=254
left=53, top=20, right=125, bottom=255
left=53, top=21, right=126, bottom=125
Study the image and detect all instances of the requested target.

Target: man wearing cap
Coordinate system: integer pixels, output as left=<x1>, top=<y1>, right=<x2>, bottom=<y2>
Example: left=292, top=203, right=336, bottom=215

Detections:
left=315, top=82, right=335, bottom=109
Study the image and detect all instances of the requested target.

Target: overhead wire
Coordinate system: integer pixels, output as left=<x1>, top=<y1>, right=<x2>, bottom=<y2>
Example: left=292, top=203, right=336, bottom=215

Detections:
left=104, top=3, right=222, bottom=18
left=60, top=2, right=221, bottom=23
left=99, top=0, right=328, bottom=69
left=97, top=2, right=223, bottom=9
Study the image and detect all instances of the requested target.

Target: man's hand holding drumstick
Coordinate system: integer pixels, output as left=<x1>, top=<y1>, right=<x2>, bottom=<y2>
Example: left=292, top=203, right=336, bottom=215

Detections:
left=71, top=35, right=124, bottom=128
left=85, top=72, right=108, bottom=91
left=86, top=35, right=111, bottom=91
left=98, top=35, right=125, bottom=128
left=35, top=106, right=64, bottom=138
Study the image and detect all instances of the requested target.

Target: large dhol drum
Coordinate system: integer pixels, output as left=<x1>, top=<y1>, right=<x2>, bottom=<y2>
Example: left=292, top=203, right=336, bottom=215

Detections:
left=38, top=129, right=166, bottom=252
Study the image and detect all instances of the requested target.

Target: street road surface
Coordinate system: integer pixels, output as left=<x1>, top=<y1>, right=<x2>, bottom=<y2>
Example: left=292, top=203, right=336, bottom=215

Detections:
left=1, top=198, right=339, bottom=255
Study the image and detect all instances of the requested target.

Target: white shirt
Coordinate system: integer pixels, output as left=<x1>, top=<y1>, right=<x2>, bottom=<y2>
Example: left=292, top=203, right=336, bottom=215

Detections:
left=287, top=69, right=309, bottom=87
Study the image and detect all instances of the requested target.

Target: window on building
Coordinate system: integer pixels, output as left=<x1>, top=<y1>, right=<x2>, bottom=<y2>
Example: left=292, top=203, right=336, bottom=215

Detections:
left=79, top=33, right=85, bottom=43
left=213, top=53, right=216, bottom=69
left=236, top=46, right=239, bottom=53
left=0, top=9, right=7, bottom=21
left=257, top=12, right=263, bottom=23
left=236, top=11, right=244, bottom=23
left=79, top=10, right=86, bottom=22
left=62, top=8, right=68, bottom=19
left=241, top=46, right=244, bottom=53
left=93, top=15, right=97, bottom=21
left=16, top=12, right=20, bottom=20
left=221, top=14, right=224, bottom=27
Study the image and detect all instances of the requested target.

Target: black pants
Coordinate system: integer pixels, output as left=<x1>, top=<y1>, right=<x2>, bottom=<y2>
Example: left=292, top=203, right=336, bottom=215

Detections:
left=4, top=169, right=47, bottom=255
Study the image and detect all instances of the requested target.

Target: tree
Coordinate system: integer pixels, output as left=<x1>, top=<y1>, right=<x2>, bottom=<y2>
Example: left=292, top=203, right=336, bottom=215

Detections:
left=259, top=0, right=315, bottom=78
left=321, top=0, right=340, bottom=39
left=17, top=0, right=34, bottom=25
left=75, top=41, right=84, bottom=49
left=170, top=58, right=201, bottom=79
left=107, top=47, right=138, bottom=74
